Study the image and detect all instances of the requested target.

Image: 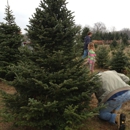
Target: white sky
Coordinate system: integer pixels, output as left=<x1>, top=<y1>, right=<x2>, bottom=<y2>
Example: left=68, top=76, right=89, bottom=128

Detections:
left=0, top=0, right=130, bottom=33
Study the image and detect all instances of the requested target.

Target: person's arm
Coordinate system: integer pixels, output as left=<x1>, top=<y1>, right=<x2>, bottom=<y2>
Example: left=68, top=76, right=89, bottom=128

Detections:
left=117, top=72, right=130, bottom=83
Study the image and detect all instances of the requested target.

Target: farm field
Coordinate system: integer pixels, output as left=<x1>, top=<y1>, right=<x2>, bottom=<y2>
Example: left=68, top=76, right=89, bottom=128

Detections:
left=1, top=69, right=130, bottom=130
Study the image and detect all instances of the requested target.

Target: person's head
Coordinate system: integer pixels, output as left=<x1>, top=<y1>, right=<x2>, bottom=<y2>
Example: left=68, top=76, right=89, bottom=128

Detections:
left=88, top=42, right=95, bottom=50
left=87, top=32, right=92, bottom=37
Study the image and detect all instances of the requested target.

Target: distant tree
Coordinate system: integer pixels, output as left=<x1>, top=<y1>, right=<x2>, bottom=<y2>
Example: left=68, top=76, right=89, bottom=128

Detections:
left=122, top=37, right=128, bottom=46
left=0, top=1, right=22, bottom=79
left=96, top=45, right=110, bottom=68
left=122, top=33, right=129, bottom=46
left=120, top=28, right=130, bottom=39
left=103, top=32, right=109, bottom=41
left=81, top=26, right=90, bottom=42
left=110, top=47, right=129, bottom=73
left=115, top=32, right=120, bottom=40
left=92, top=31, right=102, bottom=40
left=110, top=39, right=118, bottom=49
left=108, top=32, right=114, bottom=40
left=93, top=22, right=106, bottom=33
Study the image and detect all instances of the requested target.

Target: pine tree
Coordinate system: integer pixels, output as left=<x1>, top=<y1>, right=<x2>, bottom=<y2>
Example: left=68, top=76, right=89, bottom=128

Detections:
left=115, top=32, right=120, bottom=40
left=0, top=1, right=22, bottom=79
left=1, top=0, right=100, bottom=130
left=96, top=45, right=110, bottom=68
left=92, top=31, right=102, bottom=40
left=81, top=26, right=90, bottom=42
left=122, top=33, right=129, bottom=46
left=110, top=39, right=118, bottom=49
left=110, top=46, right=129, bottom=73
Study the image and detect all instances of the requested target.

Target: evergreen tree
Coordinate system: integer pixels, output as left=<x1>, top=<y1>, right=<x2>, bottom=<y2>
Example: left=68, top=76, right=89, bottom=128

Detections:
left=108, top=32, right=113, bottom=40
left=4, top=0, right=15, bottom=25
left=110, top=39, right=118, bottom=49
left=115, top=32, right=120, bottom=40
left=92, top=31, right=102, bottom=40
left=110, top=47, right=129, bottom=73
left=96, top=45, right=110, bottom=68
left=122, top=33, right=129, bottom=46
left=1, top=0, right=100, bottom=130
left=103, top=32, right=109, bottom=42
left=0, top=1, right=22, bottom=79
left=80, top=26, right=90, bottom=42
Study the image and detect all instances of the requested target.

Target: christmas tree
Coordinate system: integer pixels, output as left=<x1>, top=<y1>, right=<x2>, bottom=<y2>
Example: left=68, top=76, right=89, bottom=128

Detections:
left=96, top=45, right=110, bottom=69
left=0, top=1, right=22, bottom=79
left=110, top=39, right=118, bottom=49
left=81, top=26, right=90, bottom=42
left=1, top=0, right=100, bottom=129
left=110, top=46, right=129, bottom=73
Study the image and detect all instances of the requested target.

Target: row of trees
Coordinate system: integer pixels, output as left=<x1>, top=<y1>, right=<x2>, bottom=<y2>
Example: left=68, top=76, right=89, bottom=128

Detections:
left=80, top=26, right=129, bottom=45
left=0, top=1, right=100, bottom=130
left=96, top=45, right=130, bottom=73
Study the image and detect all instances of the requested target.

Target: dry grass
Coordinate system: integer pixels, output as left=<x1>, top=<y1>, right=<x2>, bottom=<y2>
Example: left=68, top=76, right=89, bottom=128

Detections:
left=1, top=75, right=130, bottom=130
left=80, top=94, right=130, bottom=130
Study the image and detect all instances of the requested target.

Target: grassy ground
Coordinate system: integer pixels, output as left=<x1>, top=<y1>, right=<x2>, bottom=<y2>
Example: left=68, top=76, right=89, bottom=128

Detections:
left=0, top=70, right=130, bottom=130
left=81, top=94, right=130, bottom=130
left=0, top=82, right=17, bottom=130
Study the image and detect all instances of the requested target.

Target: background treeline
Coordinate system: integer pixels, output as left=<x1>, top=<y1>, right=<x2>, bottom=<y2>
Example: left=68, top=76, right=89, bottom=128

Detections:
left=77, top=22, right=130, bottom=45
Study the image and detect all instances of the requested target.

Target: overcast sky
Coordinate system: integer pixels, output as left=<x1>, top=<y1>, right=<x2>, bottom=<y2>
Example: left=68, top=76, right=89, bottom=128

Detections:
left=0, top=0, right=130, bottom=34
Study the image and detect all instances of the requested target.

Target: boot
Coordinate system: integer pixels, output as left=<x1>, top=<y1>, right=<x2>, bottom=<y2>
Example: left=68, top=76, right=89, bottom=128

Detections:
left=115, top=113, right=126, bottom=130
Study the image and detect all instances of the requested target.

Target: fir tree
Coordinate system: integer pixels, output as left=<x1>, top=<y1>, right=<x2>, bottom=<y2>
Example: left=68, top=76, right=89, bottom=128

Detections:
left=110, top=39, right=118, bottom=49
left=80, top=26, right=90, bottom=42
left=0, top=1, right=22, bottom=79
left=122, top=33, right=129, bottom=46
left=96, top=45, right=110, bottom=69
left=110, top=46, right=129, bottom=73
left=4, top=0, right=15, bottom=25
left=1, top=0, right=100, bottom=130
left=92, top=31, right=102, bottom=40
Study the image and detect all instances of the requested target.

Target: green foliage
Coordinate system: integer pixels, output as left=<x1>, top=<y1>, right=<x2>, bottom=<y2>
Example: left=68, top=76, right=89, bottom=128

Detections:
left=110, top=39, right=118, bottom=49
left=94, top=44, right=98, bottom=49
left=114, top=32, right=120, bottom=40
left=122, top=34, right=129, bottom=46
left=92, top=32, right=102, bottom=40
left=0, top=3, right=22, bottom=79
left=110, top=47, right=129, bottom=73
left=92, top=31, right=129, bottom=42
left=80, top=27, right=90, bottom=42
left=1, top=0, right=101, bottom=130
left=95, top=45, right=110, bottom=68
left=4, top=1, right=15, bottom=25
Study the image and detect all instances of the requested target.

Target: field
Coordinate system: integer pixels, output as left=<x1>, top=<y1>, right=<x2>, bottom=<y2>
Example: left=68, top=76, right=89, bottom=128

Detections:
left=81, top=94, right=130, bottom=130
left=1, top=72, right=130, bottom=130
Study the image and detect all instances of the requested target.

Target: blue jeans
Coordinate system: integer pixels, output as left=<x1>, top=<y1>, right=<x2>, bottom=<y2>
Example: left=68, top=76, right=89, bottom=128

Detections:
left=82, top=49, right=88, bottom=59
left=99, top=90, right=130, bottom=124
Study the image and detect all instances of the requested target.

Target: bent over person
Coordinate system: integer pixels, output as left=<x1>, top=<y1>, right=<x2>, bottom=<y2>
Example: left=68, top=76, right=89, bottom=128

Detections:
left=95, top=70, right=130, bottom=130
